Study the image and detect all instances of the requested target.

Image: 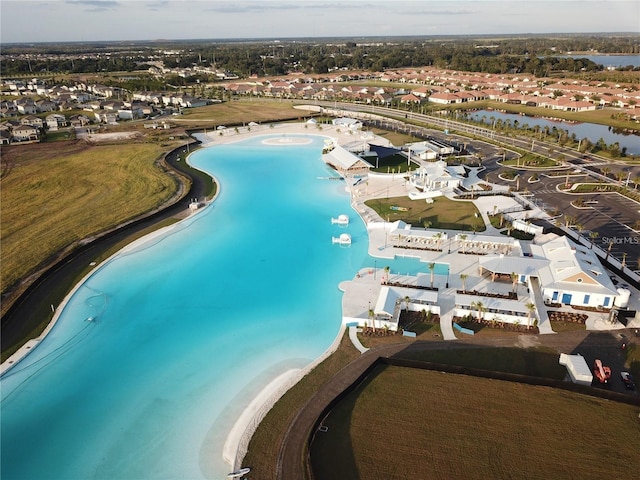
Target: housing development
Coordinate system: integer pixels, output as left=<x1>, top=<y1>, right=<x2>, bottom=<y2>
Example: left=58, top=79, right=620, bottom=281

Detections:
left=1, top=33, right=639, bottom=480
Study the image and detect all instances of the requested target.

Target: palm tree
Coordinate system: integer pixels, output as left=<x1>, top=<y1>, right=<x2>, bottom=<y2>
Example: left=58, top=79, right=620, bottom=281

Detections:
left=605, top=240, right=613, bottom=261
left=460, top=273, right=469, bottom=292
left=383, top=266, right=390, bottom=284
left=433, top=232, right=443, bottom=250
left=589, top=231, right=599, bottom=249
left=459, top=234, right=468, bottom=253
left=525, top=302, right=536, bottom=327
left=368, top=308, right=376, bottom=332
left=428, top=262, right=436, bottom=288
left=510, top=272, right=519, bottom=294
left=471, top=300, right=486, bottom=321
left=505, top=222, right=514, bottom=236
left=404, top=295, right=411, bottom=311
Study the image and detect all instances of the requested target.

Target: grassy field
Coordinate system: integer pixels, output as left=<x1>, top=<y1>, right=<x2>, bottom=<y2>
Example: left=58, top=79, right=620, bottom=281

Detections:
left=170, top=99, right=313, bottom=128
left=365, top=195, right=485, bottom=231
left=0, top=140, right=179, bottom=297
left=310, top=365, right=640, bottom=480
left=367, top=127, right=422, bottom=147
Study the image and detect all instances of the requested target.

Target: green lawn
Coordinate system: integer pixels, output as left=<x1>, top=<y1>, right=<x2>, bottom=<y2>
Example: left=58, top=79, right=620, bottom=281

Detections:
left=311, top=364, right=640, bottom=480
left=365, top=195, right=485, bottom=231
left=502, top=154, right=559, bottom=168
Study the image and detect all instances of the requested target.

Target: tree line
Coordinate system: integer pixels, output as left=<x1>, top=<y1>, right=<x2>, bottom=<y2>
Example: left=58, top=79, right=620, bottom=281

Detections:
left=2, top=34, right=638, bottom=79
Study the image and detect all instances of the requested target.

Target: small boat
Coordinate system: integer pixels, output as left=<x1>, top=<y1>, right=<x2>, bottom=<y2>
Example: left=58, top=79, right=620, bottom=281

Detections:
left=331, top=214, right=349, bottom=225
left=227, top=467, right=251, bottom=478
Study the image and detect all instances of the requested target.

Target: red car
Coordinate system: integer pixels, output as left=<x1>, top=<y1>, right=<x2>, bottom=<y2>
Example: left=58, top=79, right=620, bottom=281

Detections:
left=620, top=371, right=636, bottom=390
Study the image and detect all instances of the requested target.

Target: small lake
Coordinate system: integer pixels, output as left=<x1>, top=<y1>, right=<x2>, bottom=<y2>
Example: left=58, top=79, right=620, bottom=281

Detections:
left=553, top=54, right=640, bottom=68
left=466, top=110, right=640, bottom=155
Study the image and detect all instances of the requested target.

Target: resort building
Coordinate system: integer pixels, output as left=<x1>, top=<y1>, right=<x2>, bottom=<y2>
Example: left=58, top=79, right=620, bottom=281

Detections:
left=331, top=117, right=363, bottom=131
left=535, top=235, right=619, bottom=309
left=323, top=142, right=372, bottom=176
left=409, top=160, right=463, bottom=192
left=478, top=233, right=619, bottom=310
left=373, top=283, right=440, bottom=331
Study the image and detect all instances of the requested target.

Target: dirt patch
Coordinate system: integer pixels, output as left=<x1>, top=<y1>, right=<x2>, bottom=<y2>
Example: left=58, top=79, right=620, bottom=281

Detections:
left=0, top=140, right=91, bottom=174
left=84, top=131, right=142, bottom=143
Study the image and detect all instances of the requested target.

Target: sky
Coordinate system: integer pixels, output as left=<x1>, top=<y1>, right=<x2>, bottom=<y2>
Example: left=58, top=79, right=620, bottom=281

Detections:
left=1, top=0, right=638, bottom=44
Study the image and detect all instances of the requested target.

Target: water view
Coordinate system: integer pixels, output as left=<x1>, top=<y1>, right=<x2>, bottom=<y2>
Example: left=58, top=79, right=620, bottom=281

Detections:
left=467, top=110, right=640, bottom=155
left=0, top=134, right=428, bottom=480
left=554, top=54, right=640, bottom=68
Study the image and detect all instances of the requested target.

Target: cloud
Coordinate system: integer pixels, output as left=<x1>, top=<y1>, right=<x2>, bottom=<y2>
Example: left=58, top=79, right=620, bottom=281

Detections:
left=146, top=1, right=170, bottom=11
left=65, top=0, right=120, bottom=11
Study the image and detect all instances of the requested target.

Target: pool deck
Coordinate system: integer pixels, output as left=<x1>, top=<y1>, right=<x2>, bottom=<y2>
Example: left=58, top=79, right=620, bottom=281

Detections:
left=200, top=122, right=640, bottom=475
left=195, top=122, right=640, bottom=343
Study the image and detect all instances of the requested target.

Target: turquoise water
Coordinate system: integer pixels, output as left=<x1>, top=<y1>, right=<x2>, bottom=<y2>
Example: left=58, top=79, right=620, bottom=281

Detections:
left=0, top=135, right=429, bottom=479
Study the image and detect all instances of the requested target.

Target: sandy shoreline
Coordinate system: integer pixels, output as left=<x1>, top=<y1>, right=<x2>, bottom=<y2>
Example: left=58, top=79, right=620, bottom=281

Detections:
left=1, top=122, right=369, bottom=477
left=192, top=123, right=373, bottom=473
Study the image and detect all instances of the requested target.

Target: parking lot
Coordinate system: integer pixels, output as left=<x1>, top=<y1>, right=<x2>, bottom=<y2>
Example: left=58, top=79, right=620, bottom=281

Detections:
left=475, top=153, right=640, bottom=269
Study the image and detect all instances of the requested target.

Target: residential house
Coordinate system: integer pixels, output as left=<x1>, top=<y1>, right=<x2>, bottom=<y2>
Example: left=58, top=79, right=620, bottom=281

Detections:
left=93, top=111, right=119, bottom=124
left=16, top=100, right=37, bottom=115
left=400, top=93, right=422, bottom=104
left=0, top=130, right=12, bottom=145
left=69, top=114, right=91, bottom=127
left=35, top=99, right=57, bottom=113
left=11, top=125, right=39, bottom=142
left=46, top=113, right=68, bottom=131
left=21, top=115, right=44, bottom=129
left=428, top=92, right=464, bottom=104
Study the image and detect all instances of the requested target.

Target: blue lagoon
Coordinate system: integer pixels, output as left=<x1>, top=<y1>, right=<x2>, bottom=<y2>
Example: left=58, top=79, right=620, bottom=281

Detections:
left=0, top=134, right=425, bottom=479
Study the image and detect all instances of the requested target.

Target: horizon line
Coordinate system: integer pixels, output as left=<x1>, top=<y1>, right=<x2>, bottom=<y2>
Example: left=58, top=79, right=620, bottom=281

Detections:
left=4, top=31, right=640, bottom=46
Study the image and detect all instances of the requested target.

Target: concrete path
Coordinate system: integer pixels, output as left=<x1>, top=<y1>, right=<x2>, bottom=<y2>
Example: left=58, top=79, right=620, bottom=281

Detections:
left=348, top=326, right=369, bottom=353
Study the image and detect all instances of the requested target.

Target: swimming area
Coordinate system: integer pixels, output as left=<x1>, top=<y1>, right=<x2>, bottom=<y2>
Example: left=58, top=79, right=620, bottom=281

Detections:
left=0, top=134, right=435, bottom=479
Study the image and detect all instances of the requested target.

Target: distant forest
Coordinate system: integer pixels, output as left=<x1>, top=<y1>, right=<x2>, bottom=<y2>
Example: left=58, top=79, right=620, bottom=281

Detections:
left=2, top=34, right=639, bottom=78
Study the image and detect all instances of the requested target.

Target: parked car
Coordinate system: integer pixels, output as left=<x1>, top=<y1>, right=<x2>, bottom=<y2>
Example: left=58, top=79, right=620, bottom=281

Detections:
left=620, top=371, right=636, bottom=390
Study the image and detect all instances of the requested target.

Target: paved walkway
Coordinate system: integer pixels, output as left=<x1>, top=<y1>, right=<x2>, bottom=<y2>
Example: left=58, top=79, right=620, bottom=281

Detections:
left=348, top=326, right=369, bottom=353
left=276, top=342, right=408, bottom=480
